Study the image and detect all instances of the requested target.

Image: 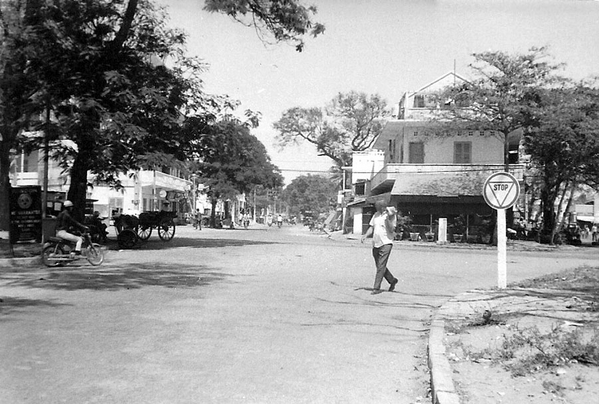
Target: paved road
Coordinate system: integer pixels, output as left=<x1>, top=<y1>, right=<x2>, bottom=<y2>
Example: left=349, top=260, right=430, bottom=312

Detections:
left=1, top=225, right=598, bottom=404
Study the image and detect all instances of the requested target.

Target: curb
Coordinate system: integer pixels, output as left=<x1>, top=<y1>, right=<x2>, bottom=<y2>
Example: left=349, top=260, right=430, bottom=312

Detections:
left=427, top=289, right=501, bottom=404
left=428, top=306, right=461, bottom=404
left=327, top=232, right=574, bottom=253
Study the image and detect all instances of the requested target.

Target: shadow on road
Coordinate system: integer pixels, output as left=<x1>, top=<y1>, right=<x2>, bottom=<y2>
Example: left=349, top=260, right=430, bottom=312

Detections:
left=2, top=262, right=235, bottom=292
left=0, top=296, right=70, bottom=317
left=105, top=236, right=279, bottom=251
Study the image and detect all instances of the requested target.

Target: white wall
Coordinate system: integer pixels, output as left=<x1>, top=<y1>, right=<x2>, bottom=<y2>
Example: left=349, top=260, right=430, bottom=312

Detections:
left=352, top=150, right=386, bottom=182
left=353, top=209, right=363, bottom=235
left=401, top=129, right=504, bottom=164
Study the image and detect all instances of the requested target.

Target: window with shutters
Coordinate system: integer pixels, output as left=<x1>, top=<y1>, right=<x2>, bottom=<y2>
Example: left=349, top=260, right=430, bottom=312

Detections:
left=413, top=95, right=425, bottom=108
left=454, top=141, right=472, bottom=163
left=409, top=142, right=424, bottom=163
left=388, top=139, right=396, bottom=162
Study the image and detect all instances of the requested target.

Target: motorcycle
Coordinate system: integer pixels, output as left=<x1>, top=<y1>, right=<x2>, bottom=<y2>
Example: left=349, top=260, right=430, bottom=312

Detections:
left=42, top=232, right=105, bottom=267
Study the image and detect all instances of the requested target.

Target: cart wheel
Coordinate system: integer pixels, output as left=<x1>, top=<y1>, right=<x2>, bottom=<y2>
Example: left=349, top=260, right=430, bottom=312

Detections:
left=158, top=219, right=176, bottom=241
left=137, top=225, right=152, bottom=241
left=117, top=229, right=138, bottom=249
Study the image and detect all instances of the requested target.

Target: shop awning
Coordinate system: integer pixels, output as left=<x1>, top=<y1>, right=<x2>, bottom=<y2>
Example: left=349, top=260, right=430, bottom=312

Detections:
left=390, top=171, right=488, bottom=197
left=576, top=215, right=598, bottom=223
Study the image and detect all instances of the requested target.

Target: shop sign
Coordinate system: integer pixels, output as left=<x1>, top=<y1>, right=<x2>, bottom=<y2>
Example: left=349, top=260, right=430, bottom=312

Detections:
left=10, top=186, right=42, bottom=243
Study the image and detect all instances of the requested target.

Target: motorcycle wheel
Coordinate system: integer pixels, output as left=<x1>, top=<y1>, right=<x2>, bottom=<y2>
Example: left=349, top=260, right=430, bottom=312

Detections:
left=42, top=244, right=64, bottom=267
left=86, top=243, right=105, bottom=266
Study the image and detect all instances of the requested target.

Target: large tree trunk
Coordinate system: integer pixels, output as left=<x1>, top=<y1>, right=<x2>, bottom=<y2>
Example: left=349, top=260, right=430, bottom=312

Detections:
left=67, top=152, right=91, bottom=223
left=540, top=183, right=558, bottom=244
left=1, top=0, right=40, bottom=234
left=562, top=183, right=576, bottom=224
left=110, top=0, right=139, bottom=52
left=503, top=131, right=510, bottom=172
left=0, top=116, right=21, bottom=234
left=0, top=142, right=13, bottom=233
left=210, top=197, right=218, bottom=228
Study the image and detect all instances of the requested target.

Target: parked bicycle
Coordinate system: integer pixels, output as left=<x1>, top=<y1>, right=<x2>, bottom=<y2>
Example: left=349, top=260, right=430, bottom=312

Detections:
left=42, top=231, right=104, bottom=267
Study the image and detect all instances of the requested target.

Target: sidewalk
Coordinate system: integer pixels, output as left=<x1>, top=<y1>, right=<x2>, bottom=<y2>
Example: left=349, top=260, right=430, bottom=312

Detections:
left=0, top=241, right=41, bottom=268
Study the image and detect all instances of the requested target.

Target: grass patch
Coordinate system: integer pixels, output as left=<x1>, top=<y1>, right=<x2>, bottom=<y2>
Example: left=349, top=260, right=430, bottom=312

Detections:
left=463, top=324, right=599, bottom=377
left=513, top=265, right=599, bottom=295
left=449, top=265, right=599, bottom=377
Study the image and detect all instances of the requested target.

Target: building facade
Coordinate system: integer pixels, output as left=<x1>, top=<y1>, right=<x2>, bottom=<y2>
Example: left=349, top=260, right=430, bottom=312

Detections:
left=10, top=149, right=193, bottom=221
left=347, top=72, right=525, bottom=242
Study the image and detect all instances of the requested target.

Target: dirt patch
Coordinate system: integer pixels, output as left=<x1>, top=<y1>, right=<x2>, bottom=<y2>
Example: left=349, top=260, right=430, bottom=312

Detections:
left=444, top=266, right=599, bottom=403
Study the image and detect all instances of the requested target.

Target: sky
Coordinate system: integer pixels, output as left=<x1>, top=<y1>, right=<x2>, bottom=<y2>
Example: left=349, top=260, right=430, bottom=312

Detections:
left=156, top=0, right=599, bottom=184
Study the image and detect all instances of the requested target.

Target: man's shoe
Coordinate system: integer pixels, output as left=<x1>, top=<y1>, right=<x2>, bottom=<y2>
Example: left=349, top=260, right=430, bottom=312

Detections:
left=389, top=278, right=399, bottom=292
left=371, top=289, right=383, bottom=295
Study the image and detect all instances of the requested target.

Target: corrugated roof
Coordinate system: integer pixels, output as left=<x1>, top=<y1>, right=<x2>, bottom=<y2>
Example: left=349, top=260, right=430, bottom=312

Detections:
left=390, top=170, right=488, bottom=197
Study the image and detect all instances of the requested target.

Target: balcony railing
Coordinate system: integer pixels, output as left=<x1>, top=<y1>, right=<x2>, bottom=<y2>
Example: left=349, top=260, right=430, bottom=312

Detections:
left=12, top=172, right=39, bottom=186
left=138, top=170, right=191, bottom=192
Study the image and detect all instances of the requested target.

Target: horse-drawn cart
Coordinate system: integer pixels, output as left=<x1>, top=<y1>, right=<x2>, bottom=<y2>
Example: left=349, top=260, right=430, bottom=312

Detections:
left=115, top=211, right=177, bottom=248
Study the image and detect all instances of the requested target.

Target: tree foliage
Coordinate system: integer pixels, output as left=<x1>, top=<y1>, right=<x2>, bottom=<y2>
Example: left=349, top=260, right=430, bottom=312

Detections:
left=203, top=0, right=325, bottom=52
left=0, top=0, right=54, bottom=228
left=437, top=47, right=599, bottom=243
left=281, top=174, right=337, bottom=217
left=187, top=118, right=283, bottom=224
left=273, top=91, right=388, bottom=168
left=523, top=81, right=599, bottom=241
left=435, top=47, right=562, bottom=168
left=0, top=0, right=324, bottom=231
left=14, top=0, right=229, bottom=220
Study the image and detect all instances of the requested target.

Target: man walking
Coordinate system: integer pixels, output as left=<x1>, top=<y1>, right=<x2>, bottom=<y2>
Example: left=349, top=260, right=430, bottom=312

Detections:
left=361, top=201, right=399, bottom=294
left=194, top=208, right=202, bottom=230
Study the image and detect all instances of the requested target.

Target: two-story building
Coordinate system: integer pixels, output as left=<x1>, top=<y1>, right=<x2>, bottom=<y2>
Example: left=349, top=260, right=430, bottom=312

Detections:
left=347, top=72, right=525, bottom=242
left=10, top=146, right=193, bottom=221
left=10, top=145, right=252, bottom=233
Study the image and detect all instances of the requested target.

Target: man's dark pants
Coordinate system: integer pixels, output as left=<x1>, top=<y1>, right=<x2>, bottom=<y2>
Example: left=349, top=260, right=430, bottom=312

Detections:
left=372, top=243, right=395, bottom=290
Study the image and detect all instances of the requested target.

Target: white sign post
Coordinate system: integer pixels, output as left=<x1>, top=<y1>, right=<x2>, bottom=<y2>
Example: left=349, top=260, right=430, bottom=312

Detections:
left=438, top=218, right=447, bottom=244
left=483, top=172, right=520, bottom=289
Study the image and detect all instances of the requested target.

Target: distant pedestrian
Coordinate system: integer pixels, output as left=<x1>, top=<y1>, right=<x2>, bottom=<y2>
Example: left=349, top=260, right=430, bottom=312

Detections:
left=361, top=201, right=399, bottom=295
left=593, top=224, right=598, bottom=242
left=194, top=208, right=202, bottom=230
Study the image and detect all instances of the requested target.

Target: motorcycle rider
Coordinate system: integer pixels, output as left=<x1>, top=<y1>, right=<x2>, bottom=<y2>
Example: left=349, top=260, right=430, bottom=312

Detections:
left=56, top=200, right=88, bottom=256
